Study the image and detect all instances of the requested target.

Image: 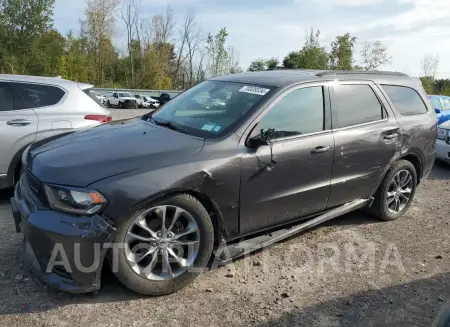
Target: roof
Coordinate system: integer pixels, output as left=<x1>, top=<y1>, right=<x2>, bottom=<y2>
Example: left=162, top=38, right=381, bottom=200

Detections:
left=211, top=69, right=413, bottom=88
left=0, top=74, right=92, bottom=89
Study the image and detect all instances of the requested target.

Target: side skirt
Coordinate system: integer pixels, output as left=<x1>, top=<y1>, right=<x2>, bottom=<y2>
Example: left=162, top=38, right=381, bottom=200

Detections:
left=214, top=198, right=373, bottom=265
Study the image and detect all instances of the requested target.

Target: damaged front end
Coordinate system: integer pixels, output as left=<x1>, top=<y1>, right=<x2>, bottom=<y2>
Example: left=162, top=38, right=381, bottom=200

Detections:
left=11, top=169, right=115, bottom=293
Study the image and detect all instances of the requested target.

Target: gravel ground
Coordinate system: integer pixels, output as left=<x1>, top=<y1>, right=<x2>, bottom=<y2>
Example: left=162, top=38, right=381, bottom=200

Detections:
left=0, top=110, right=449, bottom=326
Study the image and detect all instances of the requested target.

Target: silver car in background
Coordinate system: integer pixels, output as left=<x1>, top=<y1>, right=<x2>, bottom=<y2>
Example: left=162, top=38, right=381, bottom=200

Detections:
left=437, top=120, right=450, bottom=164
left=0, top=75, right=111, bottom=190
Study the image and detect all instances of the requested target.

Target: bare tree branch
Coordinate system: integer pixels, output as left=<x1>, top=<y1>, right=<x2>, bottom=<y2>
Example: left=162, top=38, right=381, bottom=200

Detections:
left=360, top=40, right=391, bottom=71
left=421, top=53, right=439, bottom=79
left=121, top=0, right=139, bottom=86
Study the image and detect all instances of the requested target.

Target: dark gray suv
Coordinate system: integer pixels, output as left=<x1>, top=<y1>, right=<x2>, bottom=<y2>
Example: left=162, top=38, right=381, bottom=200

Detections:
left=10, top=70, right=437, bottom=295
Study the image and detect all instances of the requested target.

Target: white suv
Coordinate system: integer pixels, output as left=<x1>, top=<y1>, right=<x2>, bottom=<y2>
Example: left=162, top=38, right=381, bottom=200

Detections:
left=0, top=75, right=111, bottom=190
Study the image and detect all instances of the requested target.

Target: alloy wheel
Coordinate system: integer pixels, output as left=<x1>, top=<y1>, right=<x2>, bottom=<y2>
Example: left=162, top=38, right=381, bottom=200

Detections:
left=386, top=170, right=413, bottom=214
left=124, top=205, right=200, bottom=281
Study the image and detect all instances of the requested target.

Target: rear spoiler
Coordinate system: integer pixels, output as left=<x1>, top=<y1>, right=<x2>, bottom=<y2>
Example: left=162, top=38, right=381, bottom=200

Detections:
left=77, top=82, right=94, bottom=90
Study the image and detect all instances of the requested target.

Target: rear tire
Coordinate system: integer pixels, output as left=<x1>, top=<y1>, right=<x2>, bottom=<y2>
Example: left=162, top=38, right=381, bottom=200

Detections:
left=107, top=101, right=111, bottom=108
left=371, top=160, right=417, bottom=221
left=111, top=194, right=214, bottom=296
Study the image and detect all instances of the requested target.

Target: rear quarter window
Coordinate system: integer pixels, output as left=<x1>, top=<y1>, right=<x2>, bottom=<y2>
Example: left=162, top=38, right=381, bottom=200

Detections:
left=11, top=82, right=65, bottom=109
left=83, top=88, right=106, bottom=108
left=381, top=85, right=428, bottom=115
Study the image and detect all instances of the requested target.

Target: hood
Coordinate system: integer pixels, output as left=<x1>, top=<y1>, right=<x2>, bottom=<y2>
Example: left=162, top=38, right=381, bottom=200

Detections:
left=119, top=96, right=136, bottom=101
left=25, top=118, right=205, bottom=187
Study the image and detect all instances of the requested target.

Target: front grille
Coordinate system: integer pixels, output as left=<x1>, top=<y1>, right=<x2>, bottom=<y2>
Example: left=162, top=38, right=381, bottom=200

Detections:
left=22, top=171, right=49, bottom=209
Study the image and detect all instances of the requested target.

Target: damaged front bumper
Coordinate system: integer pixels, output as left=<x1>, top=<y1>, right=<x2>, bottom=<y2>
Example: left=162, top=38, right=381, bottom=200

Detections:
left=11, top=174, right=115, bottom=294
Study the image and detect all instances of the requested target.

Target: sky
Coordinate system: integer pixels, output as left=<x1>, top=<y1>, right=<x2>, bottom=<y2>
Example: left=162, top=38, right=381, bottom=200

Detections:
left=53, top=0, right=450, bottom=78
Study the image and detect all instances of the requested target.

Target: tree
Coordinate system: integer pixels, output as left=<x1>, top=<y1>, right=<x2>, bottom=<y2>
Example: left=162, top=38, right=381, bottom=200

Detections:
left=248, top=58, right=267, bottom=71
left=206, top=27, right=229, bottom=77
left=174, top=9, right=198, bottom=88
left=421, top=53, right=439, bottom=79
left=329, top=33, right=356, bottom=70
left=266, top=57, right=279, bottom=70
left=283, top=29, right=329, bottom=69
left=360, top=41, right=391, bottom=71
left=81, top=0, right=120, bottom=86
left=121, top=0, right=140, bottom=87
left=0, top=0, right=55, bottom=73
left=225, top=46, right=242, bottom=74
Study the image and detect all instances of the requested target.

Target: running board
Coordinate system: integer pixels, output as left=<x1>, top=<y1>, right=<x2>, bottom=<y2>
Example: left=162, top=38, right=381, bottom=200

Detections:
left=215, top=198, right=373, bottom=265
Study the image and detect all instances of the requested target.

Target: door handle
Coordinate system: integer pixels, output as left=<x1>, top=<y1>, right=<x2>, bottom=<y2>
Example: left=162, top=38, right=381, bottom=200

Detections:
left=7, top=119, right=32, bottom=126
left=311, top=146, right=331, bottom=154
left=383, top=133, right=398, bottom=140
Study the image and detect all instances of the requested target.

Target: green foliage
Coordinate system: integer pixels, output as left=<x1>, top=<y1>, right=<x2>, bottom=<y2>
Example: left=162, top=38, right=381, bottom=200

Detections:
left=206, top=28, right=229, bottom=77
left=266, top=57, right=279, bottom=70
left=422, top=78, right=450, bottom=96
left=329, top=33, right=356, bottom=70
left=282, top=29, right=329, bottom=69
left=248, top=58, right=267, bottom=71
left=248, top=57, right=279, bottom=71
left=0, top=0, right=55, bottom=73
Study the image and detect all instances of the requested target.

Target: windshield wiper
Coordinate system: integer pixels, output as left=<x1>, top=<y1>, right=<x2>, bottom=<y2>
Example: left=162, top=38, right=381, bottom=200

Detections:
left=148, top=116, right=184, bottom=132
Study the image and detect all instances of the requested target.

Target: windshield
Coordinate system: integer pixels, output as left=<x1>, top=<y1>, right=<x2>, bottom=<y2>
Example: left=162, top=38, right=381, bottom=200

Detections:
left=151, top=81, right=273, bottom=137
left=119, top=93, right=131, bottom=97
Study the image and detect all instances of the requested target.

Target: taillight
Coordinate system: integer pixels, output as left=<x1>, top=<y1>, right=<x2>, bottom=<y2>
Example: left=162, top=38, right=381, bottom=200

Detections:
left=84, top=115, right=112, bottom=123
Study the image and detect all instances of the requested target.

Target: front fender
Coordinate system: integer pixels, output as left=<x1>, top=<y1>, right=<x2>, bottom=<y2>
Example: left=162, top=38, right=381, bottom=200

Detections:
left=90, top=156, right=242, bottom=239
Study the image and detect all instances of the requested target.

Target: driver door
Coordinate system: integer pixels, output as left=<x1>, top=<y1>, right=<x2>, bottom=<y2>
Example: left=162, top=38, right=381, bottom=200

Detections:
left=239, top=84, right=334, bottom=234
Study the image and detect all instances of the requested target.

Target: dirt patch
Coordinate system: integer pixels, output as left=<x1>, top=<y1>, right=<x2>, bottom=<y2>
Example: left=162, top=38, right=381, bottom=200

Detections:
left=0, top=163, right=449, bottom=326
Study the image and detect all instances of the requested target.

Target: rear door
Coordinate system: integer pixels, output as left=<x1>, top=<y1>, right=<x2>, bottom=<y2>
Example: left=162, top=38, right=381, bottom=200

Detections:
left=327, top=82, right=400, bottom=208
left=0, top=82, right=38, bottom=177
left=239, top=84, right=334, bottom=234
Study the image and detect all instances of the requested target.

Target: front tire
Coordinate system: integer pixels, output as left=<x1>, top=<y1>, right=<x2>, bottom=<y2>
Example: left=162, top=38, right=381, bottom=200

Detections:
left=120, top=101, right=125, bottom=109
left=107, top=101, right=111, bottom=108
left=371, top=160, right=417, bottom=221
left=111, top=194, right=214, bottom=295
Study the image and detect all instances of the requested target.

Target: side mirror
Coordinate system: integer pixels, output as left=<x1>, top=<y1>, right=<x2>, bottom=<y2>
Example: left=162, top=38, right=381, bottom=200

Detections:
left=246, top=128, right=275, bottom=148
left=435, top=108, right=442, bottom=114
left=247, top=135, right=269, bottom=148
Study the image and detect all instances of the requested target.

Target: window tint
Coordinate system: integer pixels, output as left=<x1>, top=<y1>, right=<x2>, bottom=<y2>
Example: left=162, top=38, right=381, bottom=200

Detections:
left=258, top=86, right=324, bottom=139
left=12, top=83, right=65, bottom=109
left=332, top=84, right=383, bottom=128
left=381, top=85, right=427, bottom=115
left=0, top=83, right=14, bottom=111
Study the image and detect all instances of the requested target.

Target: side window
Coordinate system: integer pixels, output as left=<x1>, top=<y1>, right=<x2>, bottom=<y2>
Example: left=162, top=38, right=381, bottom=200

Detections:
left=11, top=83, right=65, bottom=109
left=0, top=83, right=14, bottom=111
left=332, top=84, right=383, bottom=129
left=258, top=86, right=324, bottom=140
left=381, top=85, right=427, bottom=115
left=430, top=98, right=442, bottom=111
left=441, top=98, right=450, bottom=111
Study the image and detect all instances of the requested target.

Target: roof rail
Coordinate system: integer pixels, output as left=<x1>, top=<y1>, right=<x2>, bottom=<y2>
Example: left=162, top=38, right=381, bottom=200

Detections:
left=316, top=70, right=408, bottom=77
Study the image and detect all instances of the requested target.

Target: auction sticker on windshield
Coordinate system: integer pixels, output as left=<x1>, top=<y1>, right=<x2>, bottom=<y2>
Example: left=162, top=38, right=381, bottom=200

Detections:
left=239, top=86, right=270, bottom=96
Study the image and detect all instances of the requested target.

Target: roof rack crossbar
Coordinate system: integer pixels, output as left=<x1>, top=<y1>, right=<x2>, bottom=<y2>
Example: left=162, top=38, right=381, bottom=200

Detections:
left=315, top=70, right=408, bottom=77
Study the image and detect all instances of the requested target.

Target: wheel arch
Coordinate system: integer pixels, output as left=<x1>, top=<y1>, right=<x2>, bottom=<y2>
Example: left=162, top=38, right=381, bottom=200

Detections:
left=130, top=188, right=227, bottom=245
left=7, top=143, right=30, bottom=187
left=398, top=152, right=423, bottom=184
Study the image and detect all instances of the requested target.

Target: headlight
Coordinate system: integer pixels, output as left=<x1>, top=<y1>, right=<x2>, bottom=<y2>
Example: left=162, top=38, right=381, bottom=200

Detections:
left=437, top=127, right=449, bottom=141
left=44, top=185, right=107, bottom=216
